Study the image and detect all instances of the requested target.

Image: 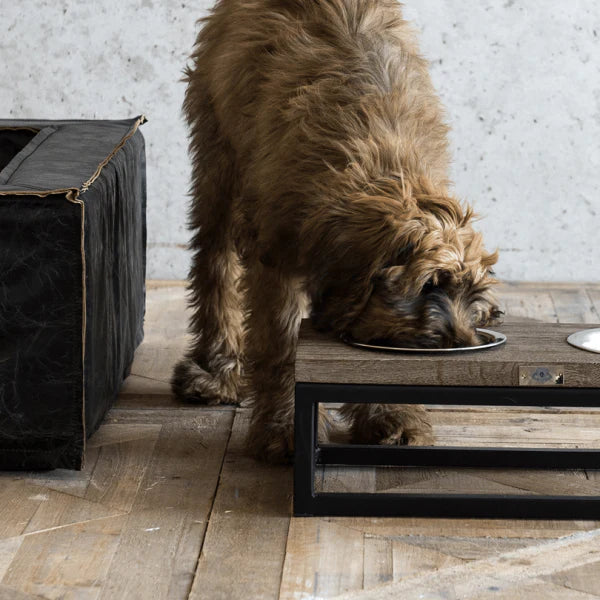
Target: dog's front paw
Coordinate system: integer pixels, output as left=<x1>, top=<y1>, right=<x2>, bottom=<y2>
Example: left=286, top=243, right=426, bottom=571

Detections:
left=247, top=422, right=295, bottom=465
left=171, top=358, right=241, bottom=405
left=379, top=424, right=434, bottom=446
left=350, top=405, right=434, bottom=447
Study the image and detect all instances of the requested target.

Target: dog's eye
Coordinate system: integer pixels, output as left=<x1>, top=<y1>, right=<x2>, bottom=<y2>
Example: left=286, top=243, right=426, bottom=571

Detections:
left=422, top=279, right=436, bottom=293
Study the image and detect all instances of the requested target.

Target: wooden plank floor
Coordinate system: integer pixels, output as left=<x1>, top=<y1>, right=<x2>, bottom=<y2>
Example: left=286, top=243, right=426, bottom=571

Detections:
left=1, top=281, right=600, bottom=599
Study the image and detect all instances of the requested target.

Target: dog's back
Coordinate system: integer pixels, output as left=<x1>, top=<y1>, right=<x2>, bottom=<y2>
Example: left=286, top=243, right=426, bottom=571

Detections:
left=186, top=0, right=450, bottom=199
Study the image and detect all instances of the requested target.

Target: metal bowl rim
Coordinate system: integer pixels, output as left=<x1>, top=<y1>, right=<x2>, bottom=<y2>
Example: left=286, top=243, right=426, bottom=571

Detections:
left=567, top=328, right=600, bottom=355
left=342, top=328, right=507, bottom=354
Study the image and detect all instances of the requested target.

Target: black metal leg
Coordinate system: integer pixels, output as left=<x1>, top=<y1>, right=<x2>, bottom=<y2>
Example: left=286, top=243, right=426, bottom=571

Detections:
left=293, top=385, right=316, bottom=517
left=294, top=382, right=600, bottom=519
left=317, top=445, right=600, bottom=469
left=299, top=383, right=600, bottom=407
left=309, top=492, right=600, bottom=520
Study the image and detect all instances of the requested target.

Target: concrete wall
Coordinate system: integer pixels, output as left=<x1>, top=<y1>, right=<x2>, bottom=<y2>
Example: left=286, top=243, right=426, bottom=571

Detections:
left=2, top=1, right=599, bottom=281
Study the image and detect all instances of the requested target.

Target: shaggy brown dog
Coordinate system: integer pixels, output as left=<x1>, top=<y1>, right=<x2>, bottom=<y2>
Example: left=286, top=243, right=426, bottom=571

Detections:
left=172, top=0, right=501, bottom=463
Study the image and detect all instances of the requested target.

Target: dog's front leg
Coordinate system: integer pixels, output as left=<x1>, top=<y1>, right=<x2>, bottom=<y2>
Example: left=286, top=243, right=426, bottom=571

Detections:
left=340, top=402, right=434, bottom=447
left=243, top=261, right=330, bottom=463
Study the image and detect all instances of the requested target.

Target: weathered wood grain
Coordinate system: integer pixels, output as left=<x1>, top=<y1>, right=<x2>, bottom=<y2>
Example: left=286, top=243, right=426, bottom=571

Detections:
left=392, top=538, right=463, bottom=579
left=86, top=423, right=162, bottom=448
left=363, top=536, right=393, bottom=588
left=552, top=288, right=599, bottom=324
left=118, top=283, right=189, bottom=407
left=295, top=322, right=600, bottom=387
left=324, top=470, right=535, bottom=495
left=396, top=535, right=534, bottom=561
left=2, top=281, right=600, bottom=600
left=0, top=481, right=70, bottom=539
left=83, top=431, right=161, bottom=512
left=547, top=559, right=600, bottom=597
left=18, top=425, right=162, bottom=535
left=0, top=583, right=46, bottom=600
left=496, top=283, right=557, bottom=323
left=332, top=528, right=600, bottom=600
left=0, top=536, right=23, bottom=581
left=3, top=515, right=126, bottom=599
left=316, top=466, right=376, bottom=493
left=279, top=519, right=364, bottom=599
left=324, top=516, right=600, bottom=540
left=23, top=489, right=125, bottom=535
left=97, top=411, right=233, bottom=600
left=189, top=409, right=292, bottom=600
left=279, top=526, right=536, bottom=598
left=471, top=580, right=600, bottom=600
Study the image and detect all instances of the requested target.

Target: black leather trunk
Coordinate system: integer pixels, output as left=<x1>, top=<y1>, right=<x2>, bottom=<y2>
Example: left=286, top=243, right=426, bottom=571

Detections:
left=0, top=116, right=147, bottom=470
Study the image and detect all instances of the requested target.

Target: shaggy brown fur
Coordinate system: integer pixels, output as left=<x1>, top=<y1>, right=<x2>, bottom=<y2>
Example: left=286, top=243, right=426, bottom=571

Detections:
left=172, top=0, right=501, bottom=463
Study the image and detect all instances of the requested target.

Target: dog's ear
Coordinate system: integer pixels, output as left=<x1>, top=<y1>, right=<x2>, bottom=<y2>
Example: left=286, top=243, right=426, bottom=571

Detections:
left=390, top=243, right=415, bottom=267
left=310, top=272, right=376, bottom=333
left=376, top=265, right=406, bottom=288
left=377, top=240, right=418, bottom=285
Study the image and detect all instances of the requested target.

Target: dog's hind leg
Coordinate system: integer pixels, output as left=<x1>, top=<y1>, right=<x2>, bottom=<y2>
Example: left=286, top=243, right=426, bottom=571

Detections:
left=171, top=80, right=244, bottom=405
left=340, top=403, right=434, bottom=447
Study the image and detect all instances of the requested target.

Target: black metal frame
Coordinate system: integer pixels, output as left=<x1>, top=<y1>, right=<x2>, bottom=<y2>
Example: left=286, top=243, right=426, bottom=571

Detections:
left=294, top=382, right=600, bottom=519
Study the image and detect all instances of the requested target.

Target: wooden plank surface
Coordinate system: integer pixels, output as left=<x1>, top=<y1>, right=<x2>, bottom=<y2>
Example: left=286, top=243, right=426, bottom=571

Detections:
left=3, top=515, right=127, bottom=600
left=189, top=409, right=292, bottom=600
left=118, top=283, right=189, bottom=406
left=363, top=536, right=393, bottom=588
left=324, top=515, right=600, bottom=540
left=0, top=537, right=24, bottom=581
left=551, top=288, right=599, bottom=324
left=496, top=283, right=557, bottom=323
left=295, top=322, right=600, bottom=387
left=1, top=281, right=600, bottom=600
left=97, top=411, right=233, bottom=600
left=279, top=519, right=364, bottom=599
left=0, top=407, right=233, bottom=600
left=587, top=288, right=600, bottom=321
left=0, top=583, right=45, bottom=600
left=548, top=559, right=600, bottom=597
left=332, top=528, right=600, bottom=600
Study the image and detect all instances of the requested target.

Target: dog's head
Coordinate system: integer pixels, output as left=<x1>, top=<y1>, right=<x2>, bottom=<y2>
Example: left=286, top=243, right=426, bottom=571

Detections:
left=308, top=183, right=502, bottom=349
left=348, top=251, right=501, bottom=349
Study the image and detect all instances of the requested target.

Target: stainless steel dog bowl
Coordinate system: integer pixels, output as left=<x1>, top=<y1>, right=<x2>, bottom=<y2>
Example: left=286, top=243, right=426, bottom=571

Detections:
left=343, top=328, right=507, bottom=353
left=567, top=328, right=600, bottom=354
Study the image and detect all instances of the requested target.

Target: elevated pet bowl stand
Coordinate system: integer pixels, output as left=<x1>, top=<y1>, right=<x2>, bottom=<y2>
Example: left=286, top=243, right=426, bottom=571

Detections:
left=293, top=321, right=600, bottom=519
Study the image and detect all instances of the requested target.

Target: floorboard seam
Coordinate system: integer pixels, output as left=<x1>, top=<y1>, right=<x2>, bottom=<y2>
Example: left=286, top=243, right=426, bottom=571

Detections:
left=185, top=408, right=236, bottom=600
left=0, top=582, right=46, bottom=600
left=129, top=372, right=171, bottom=384
left=276, top=513, right=293, bottom=600
left=331, top=528, right=600, bottom=599
left=10, top=483, right=104, bottom=536
left=21, top=513, right=126, bottom=538
left=548, top=292, right=560, bottom=324
left=585, top=288, right=600, bottom=320
left=475, top=472, right=589, bottom=495
left=319, top=517, right=596, bottom=541
left=90, top=430, right=162, bottom=514
left=543, top=576, right=600, bottom=599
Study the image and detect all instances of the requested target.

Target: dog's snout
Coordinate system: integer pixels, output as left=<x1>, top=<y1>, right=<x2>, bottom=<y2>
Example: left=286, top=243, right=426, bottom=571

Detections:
left=450, top=326, right=482, bottom=348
